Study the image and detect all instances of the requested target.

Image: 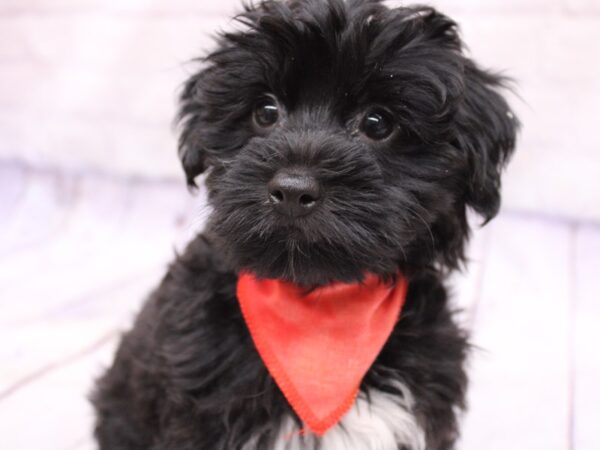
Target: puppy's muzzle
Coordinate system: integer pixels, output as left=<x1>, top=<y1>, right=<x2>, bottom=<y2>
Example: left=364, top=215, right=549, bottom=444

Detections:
left=267, top=169, right=321, bottom=218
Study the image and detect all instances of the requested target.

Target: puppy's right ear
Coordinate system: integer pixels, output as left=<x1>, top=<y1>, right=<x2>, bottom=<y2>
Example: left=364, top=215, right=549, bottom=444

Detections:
left=177, top=71, right=208, bottom=188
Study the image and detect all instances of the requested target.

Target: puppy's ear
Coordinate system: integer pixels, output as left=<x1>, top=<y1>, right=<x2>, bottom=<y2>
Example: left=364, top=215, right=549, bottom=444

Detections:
left=177, top=71, right=208, bottom=188
left=456, top=63, right=519, bottom=222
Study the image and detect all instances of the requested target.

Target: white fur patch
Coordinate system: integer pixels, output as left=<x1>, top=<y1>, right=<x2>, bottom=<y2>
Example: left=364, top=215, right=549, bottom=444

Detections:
left=253, top=382, right=426, bottom=450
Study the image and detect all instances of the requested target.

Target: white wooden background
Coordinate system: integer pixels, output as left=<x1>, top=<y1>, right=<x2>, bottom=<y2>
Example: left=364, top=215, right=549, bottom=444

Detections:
left=1, top=0, right=599, bottom=449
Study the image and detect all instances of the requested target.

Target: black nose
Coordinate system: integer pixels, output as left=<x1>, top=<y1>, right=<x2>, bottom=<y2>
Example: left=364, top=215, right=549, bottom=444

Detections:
left=267, top=170, right=321, bottom=217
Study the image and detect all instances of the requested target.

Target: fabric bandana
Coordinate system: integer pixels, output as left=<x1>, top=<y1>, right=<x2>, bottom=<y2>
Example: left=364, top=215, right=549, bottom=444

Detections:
left=236, top=272, right=408, bottom=436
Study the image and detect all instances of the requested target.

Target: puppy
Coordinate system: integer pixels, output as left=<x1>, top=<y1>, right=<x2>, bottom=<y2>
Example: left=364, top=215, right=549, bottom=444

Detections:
left=92, top=1, right=518, bottom=449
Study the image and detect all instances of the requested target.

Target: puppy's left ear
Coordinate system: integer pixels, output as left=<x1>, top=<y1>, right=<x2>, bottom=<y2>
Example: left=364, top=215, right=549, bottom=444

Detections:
left=177, top=71, right=208, bottom=188
left=456, top=62, right=519, bottom=222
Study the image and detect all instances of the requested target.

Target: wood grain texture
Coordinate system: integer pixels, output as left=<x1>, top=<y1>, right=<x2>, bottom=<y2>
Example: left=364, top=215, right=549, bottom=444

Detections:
left=572, top=225, right=600, bottom=450
left=460, top=215, right=571, bottom=450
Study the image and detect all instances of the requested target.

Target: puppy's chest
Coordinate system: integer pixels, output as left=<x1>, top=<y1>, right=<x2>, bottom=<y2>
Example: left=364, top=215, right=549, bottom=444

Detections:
left=244, top=384, right=426, bottom=450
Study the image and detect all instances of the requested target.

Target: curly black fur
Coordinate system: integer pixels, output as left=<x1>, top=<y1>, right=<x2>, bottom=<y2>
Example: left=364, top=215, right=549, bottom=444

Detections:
left=92, top=1, right=519, bottom=449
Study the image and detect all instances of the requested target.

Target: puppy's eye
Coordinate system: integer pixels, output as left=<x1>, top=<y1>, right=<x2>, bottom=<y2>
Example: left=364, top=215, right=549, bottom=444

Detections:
left=360, top=109, right=394, bottom=140
left=253, top=97, right=279, bottom=128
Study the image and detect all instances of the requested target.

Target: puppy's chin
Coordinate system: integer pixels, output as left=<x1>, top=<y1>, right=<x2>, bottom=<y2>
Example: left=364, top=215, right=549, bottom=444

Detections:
left=207, top=215, right=401, bottom=287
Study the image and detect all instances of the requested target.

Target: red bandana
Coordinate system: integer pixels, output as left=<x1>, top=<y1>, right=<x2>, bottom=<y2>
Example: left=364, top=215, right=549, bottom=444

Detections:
left=236, top=272, right=408, bottom=436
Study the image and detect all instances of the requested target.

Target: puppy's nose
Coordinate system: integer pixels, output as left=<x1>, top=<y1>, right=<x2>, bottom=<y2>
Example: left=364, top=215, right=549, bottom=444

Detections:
left=267, top=170, right=321, bottom=217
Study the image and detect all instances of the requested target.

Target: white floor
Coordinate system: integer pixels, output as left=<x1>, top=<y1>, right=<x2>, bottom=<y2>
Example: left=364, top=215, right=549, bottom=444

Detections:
left=1, top=163, right=598, bottom=449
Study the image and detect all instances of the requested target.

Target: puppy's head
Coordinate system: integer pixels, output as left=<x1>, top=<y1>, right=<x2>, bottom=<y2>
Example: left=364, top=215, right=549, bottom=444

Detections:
left=178, top=0, right=518, bottom=285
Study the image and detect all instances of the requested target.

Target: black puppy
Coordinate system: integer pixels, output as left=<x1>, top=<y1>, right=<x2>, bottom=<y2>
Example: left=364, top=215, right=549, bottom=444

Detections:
left=92, top=1, right=518, bottom=449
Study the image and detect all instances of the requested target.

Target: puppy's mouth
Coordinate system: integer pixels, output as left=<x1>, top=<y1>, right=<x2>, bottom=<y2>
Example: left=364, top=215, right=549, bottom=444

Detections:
left=208, top=183, right=402, bottom=286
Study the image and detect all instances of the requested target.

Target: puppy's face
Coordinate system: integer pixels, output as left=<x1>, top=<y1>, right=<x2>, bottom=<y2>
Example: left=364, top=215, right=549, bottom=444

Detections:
left=178, top=0, right=518, bottom=286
